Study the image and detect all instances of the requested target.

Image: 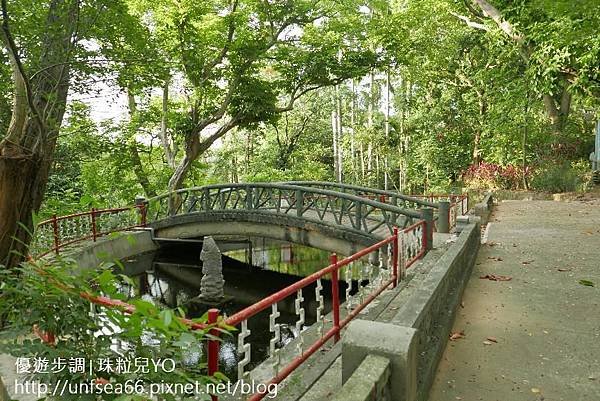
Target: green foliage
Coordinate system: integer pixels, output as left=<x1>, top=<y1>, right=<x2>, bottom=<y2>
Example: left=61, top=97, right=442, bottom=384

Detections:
left=0, top=258, right=224, bottom=400
left=530, top=161, right=591, bottom=193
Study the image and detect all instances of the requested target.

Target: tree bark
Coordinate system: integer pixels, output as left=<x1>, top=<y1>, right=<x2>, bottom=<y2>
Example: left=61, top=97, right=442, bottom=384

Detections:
left=0, top=0, right=79, bottom=267
left=542, top=87, right=571, bottom=136
left=473, top=89, right=486, bottom=165
left=127, top=90, right=157, bottom=198
left=350, top=79, right=357, bottom=182
left=159, top=81, right=176, bottom=168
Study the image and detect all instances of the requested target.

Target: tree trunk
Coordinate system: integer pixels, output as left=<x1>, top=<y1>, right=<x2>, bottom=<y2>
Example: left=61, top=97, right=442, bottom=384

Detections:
left=367, top=72, right=375, bottom=184
left=332, top=108, right=339, bottom=181
left=159, top=81, right=176, bottom=168
left=336, top=85, right=343, bottom=183
left=542, top=86, right=571, bottom=136
left=129, top=144, right=157, bottom=198
left=473, top=89, right=486, bottom=165
left=350, top=79, right=357, bottom=182
left=127, top=90, right=156, bottom=198
left=0, top=0, right=79, bottom=267
left=384, top=71, right=390, bottom=190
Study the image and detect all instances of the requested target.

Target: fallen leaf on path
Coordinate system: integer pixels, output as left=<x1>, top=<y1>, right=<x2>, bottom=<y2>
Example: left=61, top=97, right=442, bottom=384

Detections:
left=522, top=260, right=534, bottom=265
left=449, top=331, right=465, bottom=341
left=486, top=241, right=500, bottom=247
left=483, top=340, right=493, bottom=345
left=531, top=388, right=541, bottom=394
left=579, top=280, right=595, bottom=287
left=486, top=336, right=498, bottom=343
left=557, top=268, right=572, bottom=272
left=480, top=274, right=512, bottom=281
left=487, top=256, right=503, bottom=261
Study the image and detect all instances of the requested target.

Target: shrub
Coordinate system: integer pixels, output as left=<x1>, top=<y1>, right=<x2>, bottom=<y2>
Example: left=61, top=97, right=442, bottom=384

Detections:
left=0, top=258, right=225, bottom=400
left=462, top=162, right=531, bottom=190
left=530, top=162, right=583, bottom=193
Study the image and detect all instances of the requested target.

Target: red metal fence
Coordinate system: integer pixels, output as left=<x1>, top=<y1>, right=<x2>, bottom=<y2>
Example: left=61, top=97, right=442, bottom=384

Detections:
left=75, top=221, right=427, bottom=401
left=30, top=205, right=147, bottom=258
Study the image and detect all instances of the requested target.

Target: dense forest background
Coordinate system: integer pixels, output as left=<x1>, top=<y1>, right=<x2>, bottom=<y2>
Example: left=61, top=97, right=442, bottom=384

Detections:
left=1, top=0, right=599, bottom=263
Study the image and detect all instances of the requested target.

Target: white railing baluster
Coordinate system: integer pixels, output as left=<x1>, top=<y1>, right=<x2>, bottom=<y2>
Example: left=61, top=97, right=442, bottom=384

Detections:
left=294, top=289, right=305, bottom=356
left=237, top=319, right=251, bottom=380
left=269, top=303, right=281, bottom=374
left=315, top=279, right=324, bottom=338
left=345, top=263, right=353, bottom=311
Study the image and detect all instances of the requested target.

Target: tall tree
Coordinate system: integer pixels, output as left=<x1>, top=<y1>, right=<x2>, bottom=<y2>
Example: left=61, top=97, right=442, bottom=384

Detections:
left=128, top=0, right=380, bottom=192
left=0, top=0, right=154, bottom=267
left=0, top=0, right=80, bottom=267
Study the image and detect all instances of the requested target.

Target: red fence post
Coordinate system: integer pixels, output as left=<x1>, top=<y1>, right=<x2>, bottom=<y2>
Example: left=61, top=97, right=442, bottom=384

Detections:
left=51, top=215, right=60, bottom=255
left=207, top=308, right=220, bottom=401
left=330, top=253, right=341, bottom=343
left=91, top=208, right=97, bottom=241
left=392, top=227, right=399, bottom=288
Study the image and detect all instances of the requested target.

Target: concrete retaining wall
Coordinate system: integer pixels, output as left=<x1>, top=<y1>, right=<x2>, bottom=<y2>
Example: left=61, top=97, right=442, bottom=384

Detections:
left=332, top=354, right=391, bottom=401
left=340, top=222, right=481, bottom=401
left=45, top=230, right=158, bottom=269
left=392, top=222, right=480, bottom=400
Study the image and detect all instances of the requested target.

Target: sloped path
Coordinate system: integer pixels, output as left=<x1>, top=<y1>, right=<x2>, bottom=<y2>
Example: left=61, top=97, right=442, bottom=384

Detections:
left=429, top=199, right=600, bottom=401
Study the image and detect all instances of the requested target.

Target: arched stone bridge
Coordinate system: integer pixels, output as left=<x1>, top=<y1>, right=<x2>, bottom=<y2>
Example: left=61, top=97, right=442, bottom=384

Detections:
left=32, top=182, right=452, bottom=260
left=144, top=183, right=434, bottom=255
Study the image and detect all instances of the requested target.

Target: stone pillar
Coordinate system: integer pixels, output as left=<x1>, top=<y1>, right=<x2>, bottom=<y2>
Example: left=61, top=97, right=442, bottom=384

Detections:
left=199, top=236, right=225, bottom=303
left=342, top=319, right=418, bottom=401
left=135, top=196, right=147, bottom=226
left=437, top=201, right=450, bottom=234
left=420, top=208, right=434, bottom=251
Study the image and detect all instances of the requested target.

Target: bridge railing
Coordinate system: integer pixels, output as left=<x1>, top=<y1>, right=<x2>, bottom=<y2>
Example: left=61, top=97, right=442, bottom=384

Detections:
left=30, top=206, right=147, bottom=258
left=280, top=181, right=438, bottom=209
left=280, top=182, right=469, bottom=231
left=32, top=219, right=427, bottom=401
left=411, top=194, right=468, bottom=229
left=145, top=183, right=424, bottom=235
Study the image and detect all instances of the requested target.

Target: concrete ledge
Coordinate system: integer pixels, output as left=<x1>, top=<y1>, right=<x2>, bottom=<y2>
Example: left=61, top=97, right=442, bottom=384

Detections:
left=333, top=354, right=391, bottom=401
left=391, top=223, right=480, bottom=401
left=317, top=223, right=480, bottom=401
left=473, top=192, right=494, bottom=225
left=342, top=320, right=417, bottom=401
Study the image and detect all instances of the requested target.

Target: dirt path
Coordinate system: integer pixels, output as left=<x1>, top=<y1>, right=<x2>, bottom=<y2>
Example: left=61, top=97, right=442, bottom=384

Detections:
left=429, top=199, right=600, bottom=401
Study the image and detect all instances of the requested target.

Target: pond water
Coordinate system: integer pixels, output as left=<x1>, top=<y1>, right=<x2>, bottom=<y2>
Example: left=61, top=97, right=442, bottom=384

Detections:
left=118, top=239, right=350, bottom=380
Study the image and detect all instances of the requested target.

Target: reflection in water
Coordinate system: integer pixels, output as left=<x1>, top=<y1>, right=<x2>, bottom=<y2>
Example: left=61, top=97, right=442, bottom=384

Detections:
left=117, top=240, right=352, bottom=380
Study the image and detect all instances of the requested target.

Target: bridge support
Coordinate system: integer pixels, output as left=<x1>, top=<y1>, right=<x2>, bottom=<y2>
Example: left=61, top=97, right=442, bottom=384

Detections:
left=437, top=201, right=450, bottom=233
left=420, top=208, right=434, bottom=250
